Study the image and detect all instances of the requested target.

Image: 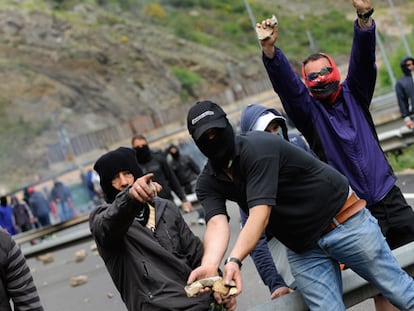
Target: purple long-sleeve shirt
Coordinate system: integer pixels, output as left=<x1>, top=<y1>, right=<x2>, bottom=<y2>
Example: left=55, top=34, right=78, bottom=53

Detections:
left=263, top=20, right=395, bottom=206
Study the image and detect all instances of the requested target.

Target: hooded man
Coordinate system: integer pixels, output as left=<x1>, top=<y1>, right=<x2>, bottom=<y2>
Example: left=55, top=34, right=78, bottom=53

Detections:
left=186, top=100, right=414, bottom=311
left=240, top=103, right=314, bottom=154
left=395, top=56, right=414, bottom=129
left=237, top=103, right=320, bottom=300
left=89, top=147, right=236, bottom=311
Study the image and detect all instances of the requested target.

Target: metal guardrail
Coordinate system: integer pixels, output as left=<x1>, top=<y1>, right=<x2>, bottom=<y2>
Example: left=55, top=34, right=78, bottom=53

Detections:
left=14, top=214, right=90, bottom=245
left=19, top=194, right=199, bottom=258
left=21, top=227, right=93, bottom=259
left=249, top=241, right=414, bottom=311
left=378, top=125, right=414, bottom=153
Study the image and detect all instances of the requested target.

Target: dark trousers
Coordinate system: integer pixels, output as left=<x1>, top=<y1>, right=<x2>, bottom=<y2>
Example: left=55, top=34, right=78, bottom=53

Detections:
left=368, top=185, right=414, bottom=249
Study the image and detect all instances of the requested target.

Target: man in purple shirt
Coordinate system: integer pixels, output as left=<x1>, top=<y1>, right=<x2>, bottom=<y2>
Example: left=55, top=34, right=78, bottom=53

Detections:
left=258, top=0, right=414, bottom=309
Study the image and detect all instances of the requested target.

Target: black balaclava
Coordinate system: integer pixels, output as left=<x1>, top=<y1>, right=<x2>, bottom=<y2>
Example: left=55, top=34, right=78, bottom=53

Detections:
left=196, top=121, right=235, bottom=171
left=187, top=100, right=235, bottom=171
left=134, top=144, right=152, bottom=164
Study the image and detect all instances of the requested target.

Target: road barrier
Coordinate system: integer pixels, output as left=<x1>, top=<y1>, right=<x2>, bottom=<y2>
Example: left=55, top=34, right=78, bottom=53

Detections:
left=378, top=125, right=414, bottom=153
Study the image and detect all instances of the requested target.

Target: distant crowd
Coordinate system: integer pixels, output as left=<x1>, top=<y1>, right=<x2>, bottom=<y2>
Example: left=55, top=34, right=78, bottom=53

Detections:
left=0, top=179, right=75, bottom=236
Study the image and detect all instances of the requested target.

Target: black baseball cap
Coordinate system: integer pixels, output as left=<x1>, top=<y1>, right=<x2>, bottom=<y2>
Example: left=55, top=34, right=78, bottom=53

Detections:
left=187, top=100, right=228, bottom=140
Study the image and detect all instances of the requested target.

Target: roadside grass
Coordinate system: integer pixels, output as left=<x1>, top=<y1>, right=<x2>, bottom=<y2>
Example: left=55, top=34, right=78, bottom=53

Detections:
left=386, top=144, right=414, bottom=173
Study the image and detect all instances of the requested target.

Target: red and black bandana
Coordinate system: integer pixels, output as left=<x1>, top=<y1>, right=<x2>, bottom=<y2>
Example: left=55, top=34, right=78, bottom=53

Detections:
left=302, top=53, right=342, bottom=105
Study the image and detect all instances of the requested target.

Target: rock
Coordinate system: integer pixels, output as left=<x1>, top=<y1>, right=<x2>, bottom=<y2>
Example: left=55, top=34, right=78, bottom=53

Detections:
left=69, top=275, right=88, bottom=287
left=184, top=276, right=221, bottom=297
left=75, top=249, right=87, bottom=262
left=37, top=253, right=54, bottom=264
left=212, top=279, right=237, bottom=296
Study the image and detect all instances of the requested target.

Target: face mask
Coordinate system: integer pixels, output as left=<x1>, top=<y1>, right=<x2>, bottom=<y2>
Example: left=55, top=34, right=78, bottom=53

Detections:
left=134, top=145, right=152, bottom=164
left=196, top=123, right=235, bottom=170
left=302, top=54, right=342, bottom=105
left=170, top=150, right=180, bottom=159
left=309, top=81, right=340, bottom=99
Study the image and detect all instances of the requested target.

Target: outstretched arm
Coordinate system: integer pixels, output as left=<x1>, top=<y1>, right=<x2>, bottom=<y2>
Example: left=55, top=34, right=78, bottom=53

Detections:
left=239, top=209, right=290, bottom=297
left=187, top=214, right=230, bottom=288
left=90, top=173, right=161, bottom=247
left=224, top=204, right=271, bottom=296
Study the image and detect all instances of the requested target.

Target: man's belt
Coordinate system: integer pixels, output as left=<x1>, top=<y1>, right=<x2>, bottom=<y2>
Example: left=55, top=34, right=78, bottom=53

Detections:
left=324, top=192, right=366, bottom=234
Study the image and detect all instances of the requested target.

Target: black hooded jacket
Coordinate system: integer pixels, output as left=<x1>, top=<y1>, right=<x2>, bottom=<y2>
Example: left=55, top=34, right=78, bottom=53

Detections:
left=89, top=190, right=212, bottom=310
left=395, top=56, right=414, bottom=119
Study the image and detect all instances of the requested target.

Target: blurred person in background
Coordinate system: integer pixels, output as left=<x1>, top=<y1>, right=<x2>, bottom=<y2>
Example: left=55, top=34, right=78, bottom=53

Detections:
left=0, top=196, right=17, bottom=235
left=166, top=144, right=206, bottom=225
left=84, top=169, right=104, bottom=209
left=50, top=180, right=75, bottom=221
left=27, top=187, right=51, bottom=228
left=395, top=56, right=414, bottom=129
left=11, top=195, right=34, bottom=233
left=131, top=134, right=193, bottom=213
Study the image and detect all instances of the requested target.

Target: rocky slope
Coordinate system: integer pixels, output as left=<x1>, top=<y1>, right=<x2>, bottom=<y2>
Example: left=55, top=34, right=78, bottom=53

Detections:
left=0, top=2, right=265, bottom=191
left=0, top=0, right=412, bottom=192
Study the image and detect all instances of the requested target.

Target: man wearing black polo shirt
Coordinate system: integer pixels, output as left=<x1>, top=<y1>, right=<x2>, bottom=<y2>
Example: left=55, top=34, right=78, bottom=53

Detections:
left=186, top=100, right=414, bottom=311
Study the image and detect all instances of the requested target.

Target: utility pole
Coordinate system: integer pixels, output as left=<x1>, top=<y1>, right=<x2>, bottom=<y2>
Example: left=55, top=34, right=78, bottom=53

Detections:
left=52, top=109, right=78, bottom=167
left=300, top=15, right=318, bottom=53
left=386, top=0, right=412, bottom=56
left=376, top=30, right=396, bottom=87
left=243, top=0, right=261, bottom=47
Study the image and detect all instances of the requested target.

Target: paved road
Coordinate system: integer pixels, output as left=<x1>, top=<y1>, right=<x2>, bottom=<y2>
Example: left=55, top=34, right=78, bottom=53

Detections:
left=23, top=173, right=414, bottom=310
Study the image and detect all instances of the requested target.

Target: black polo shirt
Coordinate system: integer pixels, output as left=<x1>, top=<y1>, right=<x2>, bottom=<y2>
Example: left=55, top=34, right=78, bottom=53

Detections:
left=196, top=131, right=349, bottom=253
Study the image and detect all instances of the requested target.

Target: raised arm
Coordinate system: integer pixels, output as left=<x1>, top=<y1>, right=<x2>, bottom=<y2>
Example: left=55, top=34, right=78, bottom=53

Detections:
left=258, top=16, right=313, bottom=131
left=347, top=0, right=376, bottom=107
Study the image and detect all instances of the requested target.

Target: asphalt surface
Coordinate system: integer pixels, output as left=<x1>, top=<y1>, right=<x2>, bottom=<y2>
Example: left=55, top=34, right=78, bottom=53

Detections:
left=22, top=173, right=414, bottom=311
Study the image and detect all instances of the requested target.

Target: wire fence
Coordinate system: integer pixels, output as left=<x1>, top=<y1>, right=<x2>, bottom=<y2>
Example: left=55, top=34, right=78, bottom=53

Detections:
left=46, top=77, right=274, bottom=165
left=45, top=73, right=397, bottom=167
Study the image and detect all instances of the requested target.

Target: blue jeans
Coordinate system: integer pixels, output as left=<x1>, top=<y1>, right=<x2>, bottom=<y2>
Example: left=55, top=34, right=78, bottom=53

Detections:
left=56, top=201, right=73, bottom=222
left=287, top=208, right=414, bottom=311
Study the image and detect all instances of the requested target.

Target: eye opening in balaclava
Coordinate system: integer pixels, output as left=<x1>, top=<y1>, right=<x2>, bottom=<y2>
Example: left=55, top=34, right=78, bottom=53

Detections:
left=195, top=122, right=235, bottom=170
left=187, top=100, right=235, bottom=170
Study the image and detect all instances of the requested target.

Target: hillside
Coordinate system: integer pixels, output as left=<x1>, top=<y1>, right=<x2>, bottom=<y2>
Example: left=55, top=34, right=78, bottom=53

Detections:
left=0, top=0, right=413, bottom=192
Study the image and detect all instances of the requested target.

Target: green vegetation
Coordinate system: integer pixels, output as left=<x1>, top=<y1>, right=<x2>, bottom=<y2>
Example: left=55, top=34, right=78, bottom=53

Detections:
left=170, top=66, right=202, bottom=101
left=378, top=35, right=414, bottom=91
left=387, top=145, right=414, bottom=173
left=3, top=0, right=412, bottom=83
